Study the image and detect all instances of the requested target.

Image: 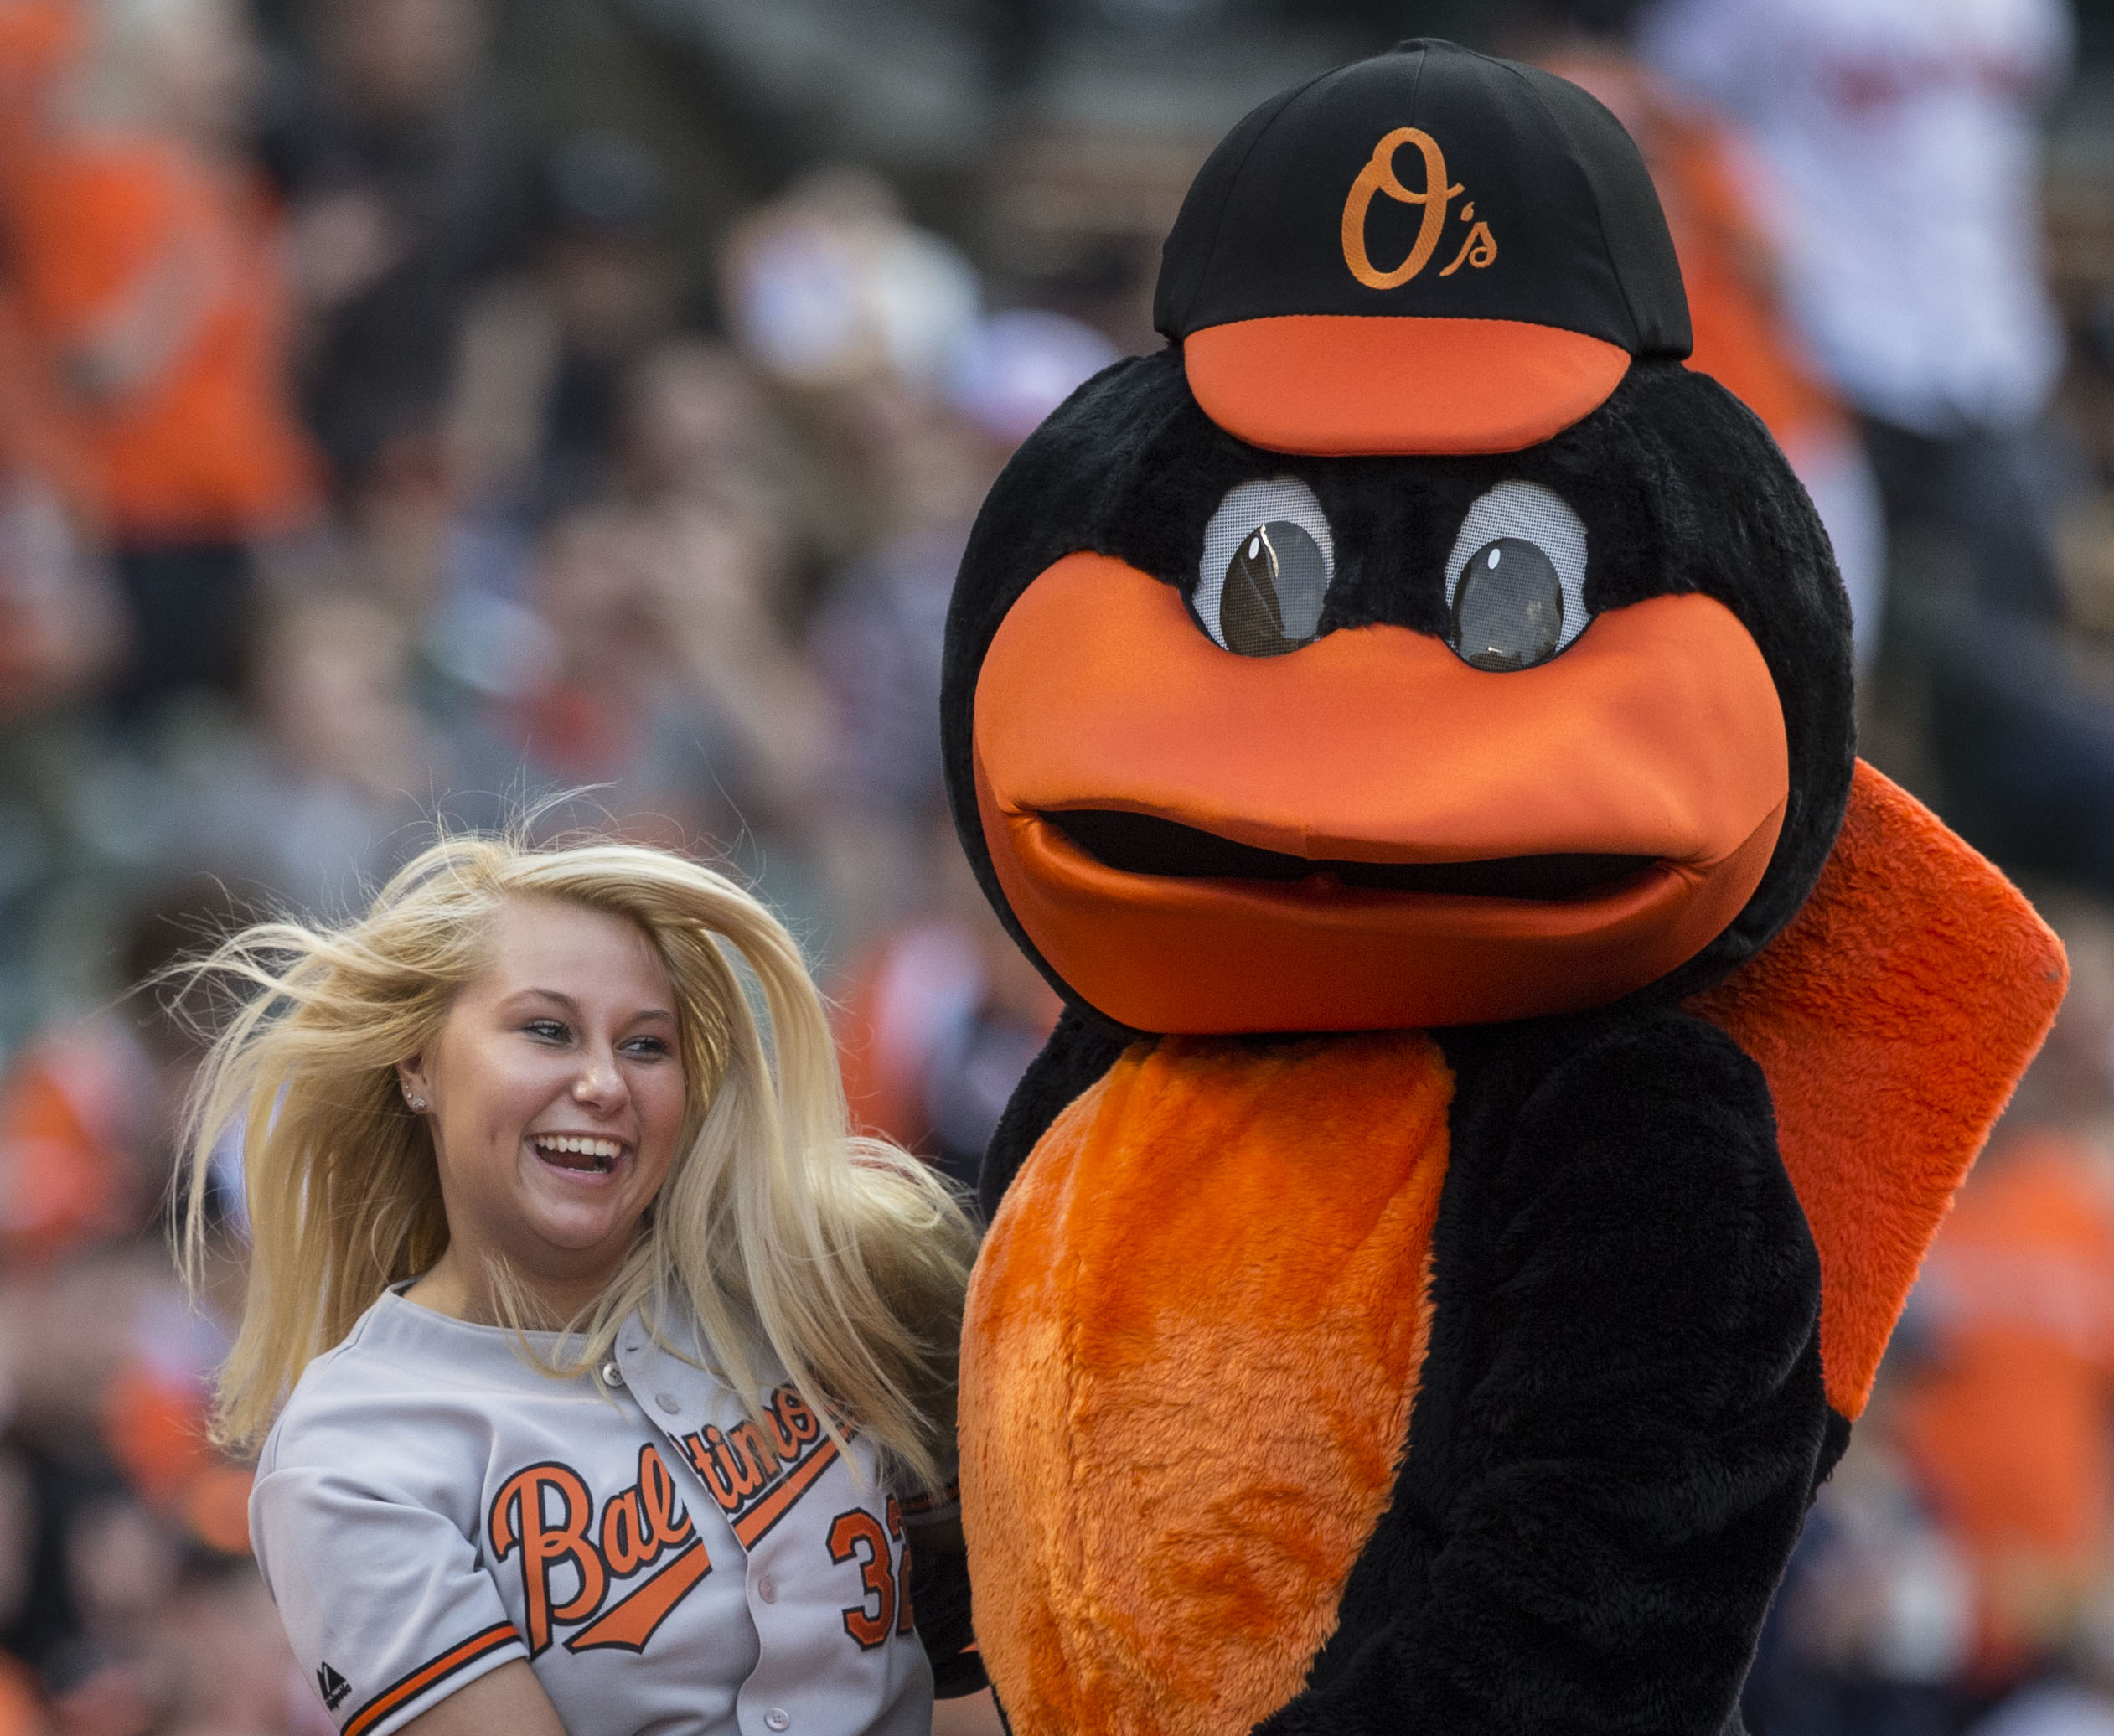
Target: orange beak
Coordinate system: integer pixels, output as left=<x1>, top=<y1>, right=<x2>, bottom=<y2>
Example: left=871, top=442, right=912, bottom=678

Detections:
left=973, top=552, right=1790, bottom=1032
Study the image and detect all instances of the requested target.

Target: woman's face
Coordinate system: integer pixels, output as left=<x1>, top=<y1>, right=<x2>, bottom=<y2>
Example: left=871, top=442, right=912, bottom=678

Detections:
left=400, top=897, right=688, bottom=1314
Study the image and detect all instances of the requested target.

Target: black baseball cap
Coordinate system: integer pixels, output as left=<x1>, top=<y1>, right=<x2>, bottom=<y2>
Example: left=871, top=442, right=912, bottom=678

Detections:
left=1154, top=39, right=1691, bottom=456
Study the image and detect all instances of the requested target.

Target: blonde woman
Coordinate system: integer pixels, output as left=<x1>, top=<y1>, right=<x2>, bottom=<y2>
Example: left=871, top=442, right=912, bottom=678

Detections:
left=182, top=835, right=979, bottom=1736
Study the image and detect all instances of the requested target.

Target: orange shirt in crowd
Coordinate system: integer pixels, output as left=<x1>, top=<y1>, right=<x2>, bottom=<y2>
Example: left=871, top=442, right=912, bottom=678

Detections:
left=1542, top=51, right=1845, bottom=459
left=1891, top=1129, right=2114, bottom=1677
left=0, top=1017, right=152, bottom=1263
left=0, top=128, right=319, bottom=543
left=836, top=918, right=988, bottom=1149
left=0, top=1656, right=45, bottom=1736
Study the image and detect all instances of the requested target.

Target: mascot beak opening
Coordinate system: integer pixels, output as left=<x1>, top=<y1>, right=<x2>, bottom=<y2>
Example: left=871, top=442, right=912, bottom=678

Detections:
left=973, top=551, right=1789, bottom=1033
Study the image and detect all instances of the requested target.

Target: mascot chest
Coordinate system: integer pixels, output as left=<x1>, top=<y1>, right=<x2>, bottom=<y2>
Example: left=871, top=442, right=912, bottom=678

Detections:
left=959, top=1031, right=1454, bottom=1736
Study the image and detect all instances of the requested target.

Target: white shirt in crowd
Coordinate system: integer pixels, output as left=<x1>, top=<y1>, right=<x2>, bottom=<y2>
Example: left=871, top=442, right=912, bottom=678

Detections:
left=1640, top=0, right=2074, bottom=436
left=251, top=1289, right=943, bottom=1736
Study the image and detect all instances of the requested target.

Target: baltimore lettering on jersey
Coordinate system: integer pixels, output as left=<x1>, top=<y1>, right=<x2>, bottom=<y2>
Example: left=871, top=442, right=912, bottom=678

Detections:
left=333, top=1384, right=861, bottom=1733
left=488, top=1440, right=708, bottom=1657
left=670, top=1382, right=842, bottom=1551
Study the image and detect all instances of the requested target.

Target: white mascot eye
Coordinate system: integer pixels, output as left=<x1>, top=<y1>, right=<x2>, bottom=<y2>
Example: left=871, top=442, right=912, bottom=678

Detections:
left=1442, top=481, right=1590, bottom=670
left=1196, top=478, right=1336, bottom=657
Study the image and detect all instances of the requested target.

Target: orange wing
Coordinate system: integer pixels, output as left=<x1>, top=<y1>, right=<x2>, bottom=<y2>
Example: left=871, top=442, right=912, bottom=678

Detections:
left=1688, top=761, right=2067, bottom=1418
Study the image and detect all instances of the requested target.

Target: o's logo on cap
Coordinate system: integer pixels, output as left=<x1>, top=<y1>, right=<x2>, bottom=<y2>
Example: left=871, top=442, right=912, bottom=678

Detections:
left=1341, top=128, right=1498, bottom=290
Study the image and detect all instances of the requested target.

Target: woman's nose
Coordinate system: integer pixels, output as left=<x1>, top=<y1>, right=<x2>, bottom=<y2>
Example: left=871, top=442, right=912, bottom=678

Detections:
left=571, top=1051, right=626, bottom=1108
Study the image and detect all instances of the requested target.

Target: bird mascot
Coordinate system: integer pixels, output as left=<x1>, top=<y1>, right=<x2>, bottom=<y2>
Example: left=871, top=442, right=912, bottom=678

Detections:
left=941, top=39, right=2068, bottom=1736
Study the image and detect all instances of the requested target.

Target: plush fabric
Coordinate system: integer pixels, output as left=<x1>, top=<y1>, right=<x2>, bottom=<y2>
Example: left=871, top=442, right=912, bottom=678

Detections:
left=979, top=1006, right=1129, bottom=1221
left=944, top=343, right=2058, bottom=1736
left=961, top=1032, right=1453, bottom=1736
left=1264, top=1010, right=1828, bottom=1736
left=1688, top=761, right=2068, bottom=1418
left=942, top=353, right=1853, bottom=1041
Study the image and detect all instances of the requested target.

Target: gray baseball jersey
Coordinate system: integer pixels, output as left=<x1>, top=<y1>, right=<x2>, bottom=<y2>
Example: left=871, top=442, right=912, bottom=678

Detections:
left=251, top=1288, right=944, bottom=1736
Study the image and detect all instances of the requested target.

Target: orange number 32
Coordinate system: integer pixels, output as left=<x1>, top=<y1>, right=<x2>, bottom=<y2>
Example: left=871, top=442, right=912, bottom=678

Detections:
left=826, top=1499, right=915, bottom=1649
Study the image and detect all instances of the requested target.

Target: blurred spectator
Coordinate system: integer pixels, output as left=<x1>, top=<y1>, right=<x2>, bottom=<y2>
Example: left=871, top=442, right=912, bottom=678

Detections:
left=1885, top=896, right=2114, bottom=1692
left=0, top=0, right=321, bottom=720
left=0, top=1447, right=44, bottom=1733
left=449, top=130, right=680, bottom=520
left=0, top=464, right=118, bottom=723
left=0, top=875, right=256, bottom=1719
left=837, top=814, right=1061, bottom=1194
left=721, top=166, right=981, bottom=396
left=1640, top=0, right=2074, bottom=604
left=166, top=590, right=433, bottom=916
left=1970, top=1682, right=2114, bottom=1736
left=442, top=499, right=830, bottom=871
left=1894, top=1126, right=2114, bottom=1687
left=617, top=337, right=823, bottom=580
left=0, top=876, right=247, bottom=1267
left=1636, top=0, right=2114, bottom=885
left=261, top=0, right=529, bottom=487
left=1517, top=3, right=1887, bottom=664
left=809, top=308, right=1116, bottom=946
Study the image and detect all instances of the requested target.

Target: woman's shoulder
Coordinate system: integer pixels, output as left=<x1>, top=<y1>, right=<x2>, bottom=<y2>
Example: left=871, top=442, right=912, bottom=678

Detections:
left=260, top=1289, right=557, bottom=1477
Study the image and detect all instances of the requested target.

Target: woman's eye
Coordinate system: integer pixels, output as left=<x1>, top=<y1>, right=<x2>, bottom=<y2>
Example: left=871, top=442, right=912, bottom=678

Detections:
left=1196, top=477, right=1336, bottom=657
left=622, top=1036, right=670, bottom=1059
left=525, top=1019, right=569, bottom=1042
left=1442, top=481, right=1589, bottom=671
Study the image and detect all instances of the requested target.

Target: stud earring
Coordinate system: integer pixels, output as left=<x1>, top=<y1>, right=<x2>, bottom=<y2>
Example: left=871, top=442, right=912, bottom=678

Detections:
left=405, top=1091, right=428, bottom=1111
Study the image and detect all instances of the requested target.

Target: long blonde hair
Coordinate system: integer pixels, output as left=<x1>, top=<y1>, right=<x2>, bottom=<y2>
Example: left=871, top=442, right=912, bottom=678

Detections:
left=179, top=834, right=977, bottom=1493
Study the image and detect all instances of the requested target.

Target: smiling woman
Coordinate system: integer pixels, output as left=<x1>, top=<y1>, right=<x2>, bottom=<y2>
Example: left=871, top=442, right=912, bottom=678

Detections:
left=173, top=835, right=979, bottom=1736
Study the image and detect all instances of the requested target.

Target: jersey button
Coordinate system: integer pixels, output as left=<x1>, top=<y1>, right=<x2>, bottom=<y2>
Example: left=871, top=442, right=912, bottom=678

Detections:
left=599, top=1360, right=624, bottom=1387
left=757, top=1575, right=778, bottom=1604
left=656, top=1392, right=680, bottom=1414
left=764, top=1711, right=790, bottom=1731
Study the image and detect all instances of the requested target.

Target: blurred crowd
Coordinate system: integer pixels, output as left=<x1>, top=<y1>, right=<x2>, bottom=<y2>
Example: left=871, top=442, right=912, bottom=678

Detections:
left=0, top=0, right=2106, bottom=1730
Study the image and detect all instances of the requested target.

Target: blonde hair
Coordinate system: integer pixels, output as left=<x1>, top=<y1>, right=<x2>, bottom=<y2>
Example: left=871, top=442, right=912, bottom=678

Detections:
left=179, top=834, right=976, bottom=1493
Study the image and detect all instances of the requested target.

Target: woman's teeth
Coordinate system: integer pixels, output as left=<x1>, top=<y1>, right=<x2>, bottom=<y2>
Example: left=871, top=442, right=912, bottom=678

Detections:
left=534, top=1135, right=623, bottom=1172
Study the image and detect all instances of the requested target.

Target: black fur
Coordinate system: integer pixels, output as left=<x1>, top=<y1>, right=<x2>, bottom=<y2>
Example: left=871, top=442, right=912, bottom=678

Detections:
left=911, top=1546, right=988, bottom=1698
left=941, top=350, right=1855, bottom=1036
left=1258, top=1010, right=1826, bottom=1735
left=977, top=1008, right=1133, bottom=1222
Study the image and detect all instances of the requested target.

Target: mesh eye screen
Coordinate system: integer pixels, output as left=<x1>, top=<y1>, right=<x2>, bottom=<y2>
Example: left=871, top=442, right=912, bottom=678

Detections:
left=1197, top=477, right=1335, bottom=645
left=1444, top=481, right=1589, bottom=654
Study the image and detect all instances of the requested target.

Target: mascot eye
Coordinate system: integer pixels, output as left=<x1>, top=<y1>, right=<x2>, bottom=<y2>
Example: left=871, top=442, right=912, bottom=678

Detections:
left=1197, top=478, right=1335, bottom=657
left=1442, top=482, right=1589, bottom=671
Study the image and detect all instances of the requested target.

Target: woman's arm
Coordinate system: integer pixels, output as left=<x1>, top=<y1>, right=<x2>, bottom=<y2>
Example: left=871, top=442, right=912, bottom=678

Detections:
left=401, top=1661, right=569, bottom=1736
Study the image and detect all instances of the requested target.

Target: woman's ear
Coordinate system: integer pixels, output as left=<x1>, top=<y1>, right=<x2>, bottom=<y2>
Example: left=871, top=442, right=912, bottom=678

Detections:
left=396, top=1057, right=432, bottom=1113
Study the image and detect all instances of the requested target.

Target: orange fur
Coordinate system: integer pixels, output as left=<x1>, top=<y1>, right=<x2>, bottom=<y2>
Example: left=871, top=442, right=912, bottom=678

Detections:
left=1688, top=762, right=2068, bottom=1418
left=959, top=1032, right=1452, bottom=1736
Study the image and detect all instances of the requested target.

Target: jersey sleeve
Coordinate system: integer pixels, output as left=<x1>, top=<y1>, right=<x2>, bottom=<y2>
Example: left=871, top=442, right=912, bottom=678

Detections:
left=251, top=1457, right=526, bottom=1736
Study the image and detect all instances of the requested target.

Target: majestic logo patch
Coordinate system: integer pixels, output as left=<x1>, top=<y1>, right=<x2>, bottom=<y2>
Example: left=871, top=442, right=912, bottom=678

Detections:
left=316, top=1661, right=351, bottom=1710
left=1341, top=127, right=1498, bottom=289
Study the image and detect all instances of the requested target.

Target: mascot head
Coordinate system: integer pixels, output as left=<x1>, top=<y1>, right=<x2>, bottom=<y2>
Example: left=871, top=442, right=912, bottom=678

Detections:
left=943, top=39, right=1853, bottom=1036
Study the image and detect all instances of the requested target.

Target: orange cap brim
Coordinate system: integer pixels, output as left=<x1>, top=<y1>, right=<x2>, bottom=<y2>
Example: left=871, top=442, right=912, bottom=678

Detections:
left=1184, top=314, right=1632, bottom=456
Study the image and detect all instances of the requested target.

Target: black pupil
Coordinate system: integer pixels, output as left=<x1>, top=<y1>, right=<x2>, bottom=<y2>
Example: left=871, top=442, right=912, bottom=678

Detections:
left=1450, top=537, right=1564, bottom=671
left=1222, top=520, right=1327, bottom=657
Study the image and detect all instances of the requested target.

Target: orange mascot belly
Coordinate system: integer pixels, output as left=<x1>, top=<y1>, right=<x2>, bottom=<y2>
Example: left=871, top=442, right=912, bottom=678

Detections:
left=959, top=1030, right=1454, bottom=1736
